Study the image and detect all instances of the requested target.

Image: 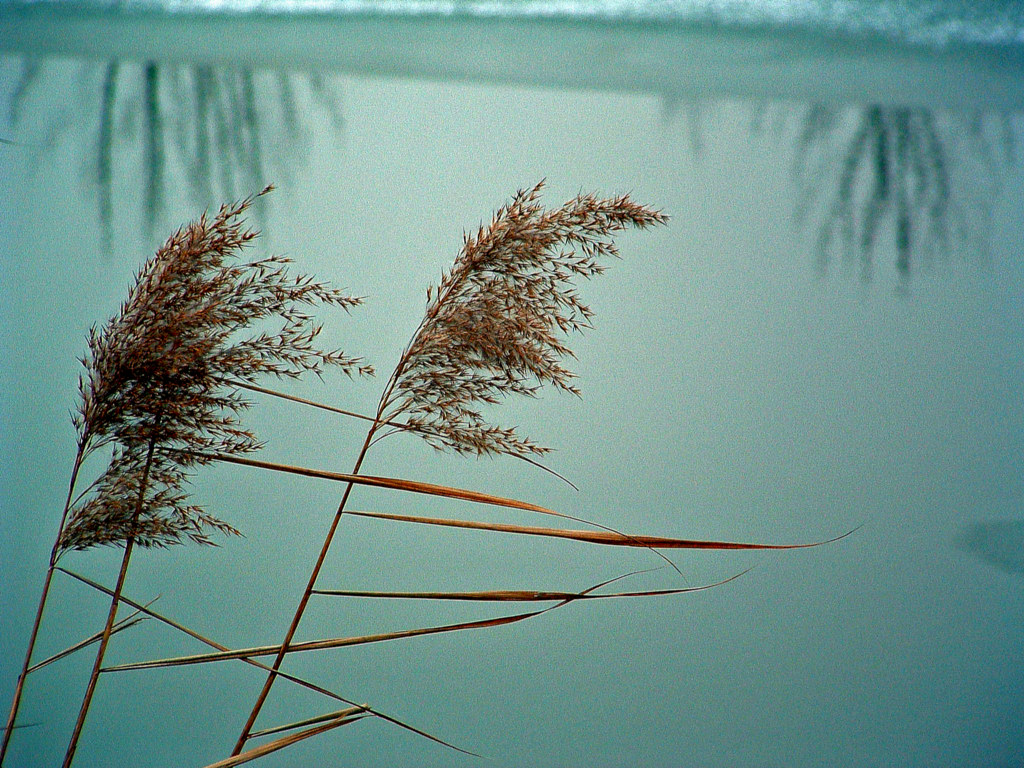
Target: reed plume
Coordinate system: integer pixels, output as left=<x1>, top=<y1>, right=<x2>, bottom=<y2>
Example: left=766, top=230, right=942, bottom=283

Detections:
left=0, top=186, right=369, bottom=767
left=59, top=185, right=368, bottom=551
left=4, top=182, right=845, bottom=768
left=377, top=181, right=667, bottom=457
left=230, top=181, right=667, bottom=756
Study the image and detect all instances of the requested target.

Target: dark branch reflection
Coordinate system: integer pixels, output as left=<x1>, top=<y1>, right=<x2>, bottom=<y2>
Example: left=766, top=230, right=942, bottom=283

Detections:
left=8, top=57, right=343, bottom=244
left=794, top=104, right=1019, bottom=283
left=955, top=519, right=1024, bottom=576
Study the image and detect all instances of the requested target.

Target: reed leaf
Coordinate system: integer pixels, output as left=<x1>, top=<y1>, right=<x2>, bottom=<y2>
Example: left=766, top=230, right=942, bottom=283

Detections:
left=104, top=572, right=651, bottom=673
left=345, top=510, right=852, bottom=550
left=59, top=185, right=370, bottom=551
left=202, top=452, right=558, bottom=514
left=26, top=609, right=149, bottom=674
left=103, top=611, right=553, bottom=671
left=201, top=452, right=679, bottom=571
left=230, top=185, right=670, bottom=754
left=311, top=571, right=750, bottom=602
left=231, top=380, right=579, bottom=488
left=56, top=568, right=473, bottom=756
left=248, top=707, right=367, bottom=739
left=202, top=712, right=362, bottom=768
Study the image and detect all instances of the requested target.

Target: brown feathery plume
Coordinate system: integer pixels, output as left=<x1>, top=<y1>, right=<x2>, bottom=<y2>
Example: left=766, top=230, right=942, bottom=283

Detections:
left=375, top=180, right=667, bottom=457
left=59, top=185, right=369, bottom=550
left=228, top=181, right=666, bottom=757
left=0, top=186, right=369, bottom=768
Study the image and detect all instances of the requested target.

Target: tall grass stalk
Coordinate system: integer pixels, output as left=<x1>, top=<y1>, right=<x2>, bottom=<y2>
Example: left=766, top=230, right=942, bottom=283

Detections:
left=229, top=181, right=668, bottom=755
left=3, top=182, right=847, bottom=767
left=0, top=456, right=86, bottom=762
left=0, top=187, right=368, bottom=767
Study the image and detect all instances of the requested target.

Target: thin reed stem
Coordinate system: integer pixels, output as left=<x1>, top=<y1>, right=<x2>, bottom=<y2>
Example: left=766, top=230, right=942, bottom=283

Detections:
left=230, top=421, right=379, bottom=755
left=0, top=570, right=55, bottom=760
left=5, top=187, right=370, bottom=766
left=27, top=611, right=148, bottom=675
left=230, top=380, right=579, bottom=488
left=0, top=451, right=86, bottom=764
left=61, top=436, right=158, bottom=768
left=57, top=567, right=476, bottom=757
left=229, top=184, right=666, bottom=757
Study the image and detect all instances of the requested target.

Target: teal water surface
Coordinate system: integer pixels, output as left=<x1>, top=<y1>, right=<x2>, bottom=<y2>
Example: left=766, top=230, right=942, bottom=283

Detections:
left=1, top=5, right=1023, bottom=767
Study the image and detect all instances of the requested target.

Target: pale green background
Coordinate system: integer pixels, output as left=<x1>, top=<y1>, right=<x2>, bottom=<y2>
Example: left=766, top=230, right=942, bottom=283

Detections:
left=1, top=6, right=1023, bottom=767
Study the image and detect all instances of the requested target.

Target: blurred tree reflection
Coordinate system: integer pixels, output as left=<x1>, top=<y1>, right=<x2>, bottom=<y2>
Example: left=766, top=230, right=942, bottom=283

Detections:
left=665, top=98, right=1019, bottom=283
left=794, top=104, right=1019, bottom=282
left=955, top=519, right=1024, bottom=576
left=8, top=57, right=343, bottom=244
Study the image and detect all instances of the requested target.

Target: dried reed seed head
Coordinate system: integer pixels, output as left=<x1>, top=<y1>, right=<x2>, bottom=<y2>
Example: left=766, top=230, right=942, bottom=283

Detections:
left=61, top=187, right=368, bottom=551
left=58, top=448, right=243, bottom=550
left=384, top=181, right=666, bottom=458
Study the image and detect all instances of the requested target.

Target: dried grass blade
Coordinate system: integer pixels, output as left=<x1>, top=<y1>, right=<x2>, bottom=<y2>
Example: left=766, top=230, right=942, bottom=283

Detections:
left=229, top=382, right=579, bottom=490
left=346, top=510, right=852, bottom=549
left=201, top=712, right=360, bottom=768
left=201, top=451, right=681, bottom=572
left=312, top=588, right=577, bottom=601
left=57, top=566, right=247, bottom=655
left=229, top=381, right=376, bottom=425
left=102, top=610, right=550, bottom=671
left=312, top=571, right=750, bottom=602
left=202, top=452, right=554, bottom=513
left=248, top=706, right=367, bottom=739
left=56, top=568, right=476, bottom=757
left=26, top=608, right=150, bottom=674
left=104, top=572, right=660, bottom=673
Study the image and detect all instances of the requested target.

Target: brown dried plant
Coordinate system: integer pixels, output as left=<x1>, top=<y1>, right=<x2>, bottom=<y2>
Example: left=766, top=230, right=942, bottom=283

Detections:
left=59, top=185, right=368, bottom=550
left=376, top=181, right=668, bottom=457
left=0, top=186, right=369, bottom=767
left=227, top=181, right=669, bottom=758
left=3, top=183, right=842, bottom=768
